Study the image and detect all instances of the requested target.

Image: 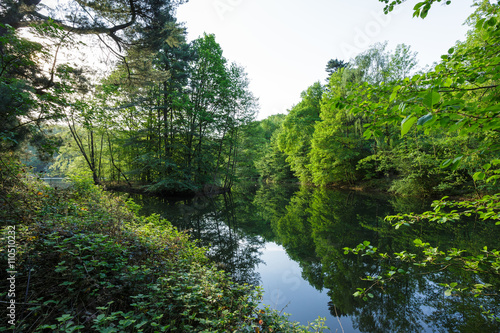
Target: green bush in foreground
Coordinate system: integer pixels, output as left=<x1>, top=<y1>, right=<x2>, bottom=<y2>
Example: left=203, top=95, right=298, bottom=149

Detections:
left=0, top=162, right=328, bottom=332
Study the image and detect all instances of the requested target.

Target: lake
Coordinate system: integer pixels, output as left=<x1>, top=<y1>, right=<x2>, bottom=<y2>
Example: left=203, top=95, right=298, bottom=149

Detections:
left=130, top=184, right=500, bottom=332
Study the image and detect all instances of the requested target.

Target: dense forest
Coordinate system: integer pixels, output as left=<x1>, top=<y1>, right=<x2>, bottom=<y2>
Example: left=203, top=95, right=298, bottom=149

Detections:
left=4, top=3, right=258, bottom=194
left=7, top=1, right=498, bottom=200
left=243, top=4, right=499, bottom=197
left=1, top=0, right=499, bottom=331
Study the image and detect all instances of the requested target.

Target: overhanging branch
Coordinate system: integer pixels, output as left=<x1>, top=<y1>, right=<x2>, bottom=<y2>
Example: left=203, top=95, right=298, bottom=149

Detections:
left=19, top=0, right=137, bottom=48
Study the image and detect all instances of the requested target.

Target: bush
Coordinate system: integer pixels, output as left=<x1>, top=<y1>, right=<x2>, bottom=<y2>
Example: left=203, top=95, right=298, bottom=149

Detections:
left=0, top=164, right=328, bottom=332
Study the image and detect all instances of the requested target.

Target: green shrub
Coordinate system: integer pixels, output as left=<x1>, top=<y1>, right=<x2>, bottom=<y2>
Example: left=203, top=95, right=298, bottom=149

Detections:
left=0, top=166, right=328, bottom=332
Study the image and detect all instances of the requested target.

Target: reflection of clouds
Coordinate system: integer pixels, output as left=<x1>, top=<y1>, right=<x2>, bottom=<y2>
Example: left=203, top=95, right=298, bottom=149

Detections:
left=263, top=265, right=303, bottom=308
left=282, top=268, right=301, bottom=291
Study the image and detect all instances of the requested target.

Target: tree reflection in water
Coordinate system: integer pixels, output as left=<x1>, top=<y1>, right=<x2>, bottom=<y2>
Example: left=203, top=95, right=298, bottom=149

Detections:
left=132, top=191, right=265, bottom=286
left=131, top=184, right=500, bottom=332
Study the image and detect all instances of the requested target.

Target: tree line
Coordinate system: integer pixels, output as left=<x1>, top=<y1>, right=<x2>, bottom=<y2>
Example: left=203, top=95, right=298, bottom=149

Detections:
left=1, top=0, right=257, bottom=194
left=51, top=32, right=257, bottom=193
left=244, top=0, right=499, bottom=198
left=238, top=0, right=500, bottom=317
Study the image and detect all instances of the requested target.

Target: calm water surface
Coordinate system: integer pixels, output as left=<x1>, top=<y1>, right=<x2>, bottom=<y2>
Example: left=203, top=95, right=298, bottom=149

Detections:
left=131, top=184, right=500, bottom=333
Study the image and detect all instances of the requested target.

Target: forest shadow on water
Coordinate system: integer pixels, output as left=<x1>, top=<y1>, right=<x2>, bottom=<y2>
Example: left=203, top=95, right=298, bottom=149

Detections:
left=130, top=184, right=500, bottom=333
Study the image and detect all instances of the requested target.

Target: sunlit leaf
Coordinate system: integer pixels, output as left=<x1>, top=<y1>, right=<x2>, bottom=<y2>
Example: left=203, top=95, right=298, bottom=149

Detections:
left=401, top=115, right=417, bottom=137
left=450, top=156, right=463, bottom=171
left=423, top=90, right=441, bottom=109
left=473, top=172, right=486, bottom=181
left=390, top=85, right=401, bottom=103
left=417, top=113, right=433, bottom=126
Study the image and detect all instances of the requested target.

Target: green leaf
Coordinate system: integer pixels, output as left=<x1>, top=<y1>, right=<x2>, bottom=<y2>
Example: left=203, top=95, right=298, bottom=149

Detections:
left=56, top=314, right=72, bottom=322
left=390, top=85, right=401, bottom=102
left=450, top=156, right=463, bottom=171
left=60, top=281, right=75, bottom=286
left=401, top=115, right=417, bottom=137
left=486, top=17, right=497, bottom=27
left=474, top=172, right=486, bottom=181
left=413, top=2, right=425, bottom=10
left=440, top=116, right=451, bottom=127
left=423, top=90, right=441, bottom=109
left=442, top=156, right=462, bottom=170
left=420, top=4, right=430, bottom=19
left=441, top=159, right=453, bottom=168
left=445, top=289, right=452, bottom=297
left=476, top=18, right=486, bottom=29
left=417, top=113, right=433, bottom=126
left=135, top=321, right=148, bottom=329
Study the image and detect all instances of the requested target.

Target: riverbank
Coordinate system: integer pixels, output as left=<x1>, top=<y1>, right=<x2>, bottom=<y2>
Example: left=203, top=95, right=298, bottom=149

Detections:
left=102, top=180, right=231, bottom=199
left=0, top=170, right=328, bottom=332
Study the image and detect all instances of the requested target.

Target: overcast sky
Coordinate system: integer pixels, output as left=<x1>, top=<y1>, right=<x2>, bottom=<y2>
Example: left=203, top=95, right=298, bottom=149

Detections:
left=176, top=0, right=477, bottom=120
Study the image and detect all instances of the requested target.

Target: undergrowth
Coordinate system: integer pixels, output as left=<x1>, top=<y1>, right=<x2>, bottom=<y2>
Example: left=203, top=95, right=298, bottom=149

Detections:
left=0, top=156, right=328, bottom=332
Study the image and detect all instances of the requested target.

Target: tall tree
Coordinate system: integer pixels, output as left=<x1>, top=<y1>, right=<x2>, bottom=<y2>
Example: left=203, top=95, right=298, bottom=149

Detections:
left=0, top=0, right=185, bottom=154
left=309, top=43, right=419, bottom=186
left=277, top=82, right=323, bottom=183
left=325, top=58, right=348, bottom=78
left=0, top=24, right=41, bottom=151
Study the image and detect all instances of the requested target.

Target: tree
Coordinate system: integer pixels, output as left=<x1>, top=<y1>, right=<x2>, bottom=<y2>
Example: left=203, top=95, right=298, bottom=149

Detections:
left=253, top=116, right=296, bottom=183
left=0, top=0, right=186, bottom=47
left=58, top=32, right=257, bottom=192
left=387, top=44, right=418, bottom=82
left=309, top=43, right=418, bottom=186
left=325, top=58, right=348, bottom=79
left=0, top=24, right=41, bottom=151
left=156, top=28, right=194, bottom=176
left=310, top=67, right=369, bottom=185
left=277, top=82, right=324, bottom=183
left=344, top=0, right=500, bottom=307
left=0, top=0, right=186, bottom=158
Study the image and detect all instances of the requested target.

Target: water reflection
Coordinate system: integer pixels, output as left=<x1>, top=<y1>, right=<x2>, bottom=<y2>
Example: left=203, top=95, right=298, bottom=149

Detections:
left=131, top=184, right=500, bottom=332
left=134, top=192, right=265, bottom=286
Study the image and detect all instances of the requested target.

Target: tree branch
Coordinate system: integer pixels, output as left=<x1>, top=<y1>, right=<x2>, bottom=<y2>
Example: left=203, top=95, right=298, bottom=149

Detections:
left=438, top=84, right=498, bottom=93
left=20, top=0, right=137, bottom=49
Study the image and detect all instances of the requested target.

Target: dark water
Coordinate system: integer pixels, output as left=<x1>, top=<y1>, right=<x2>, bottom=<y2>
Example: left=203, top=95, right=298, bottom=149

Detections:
left=131, top=184, right=500, bottom=333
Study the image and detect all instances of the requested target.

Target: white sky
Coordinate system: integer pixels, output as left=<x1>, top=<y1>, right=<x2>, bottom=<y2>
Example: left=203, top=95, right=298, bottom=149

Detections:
left=176, top=0, right=477, bottom=120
